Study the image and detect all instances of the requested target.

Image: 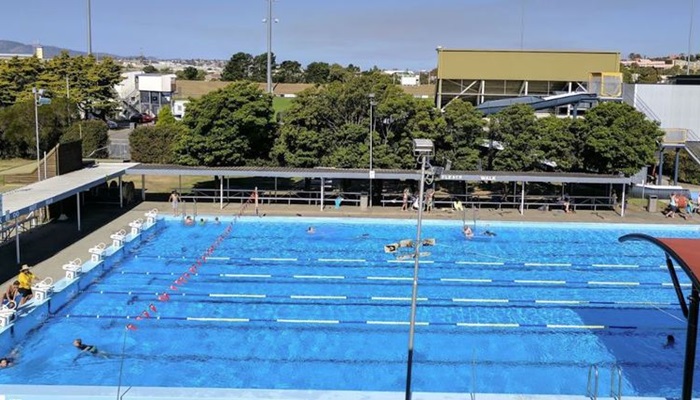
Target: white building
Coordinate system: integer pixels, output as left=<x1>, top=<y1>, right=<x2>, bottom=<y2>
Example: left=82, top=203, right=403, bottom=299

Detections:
left=383, top=69, right=420, bottom=86
left=114, top=72, right=176, bottom=117
left=172, top=100, right=189, bottom=120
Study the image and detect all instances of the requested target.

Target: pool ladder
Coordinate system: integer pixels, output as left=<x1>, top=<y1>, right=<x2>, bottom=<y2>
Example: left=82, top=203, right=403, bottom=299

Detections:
left=610, top=364, right=623, bottom=400
left=586, top=364, right=623, bottom=400
left=587, top=365, right=599, bottom=400
left=181, top=198, right=198, bottom=219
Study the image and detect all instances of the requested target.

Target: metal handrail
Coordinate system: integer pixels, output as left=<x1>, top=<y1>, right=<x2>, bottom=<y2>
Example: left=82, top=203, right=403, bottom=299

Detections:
left=586, top=365, right=599, bottom=400
left=470, top=349, right=477, bottom=400
left=610, top=365, right=623, bottom=400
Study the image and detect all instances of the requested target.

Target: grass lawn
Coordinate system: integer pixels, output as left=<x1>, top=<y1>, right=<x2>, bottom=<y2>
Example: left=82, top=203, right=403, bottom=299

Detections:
left=0, top=159, right=34, bottom=174
left=273, top=97, right=294, bottom=115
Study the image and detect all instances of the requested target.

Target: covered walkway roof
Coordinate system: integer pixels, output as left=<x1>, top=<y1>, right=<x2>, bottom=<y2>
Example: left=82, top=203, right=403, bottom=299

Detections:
left=125, top=164, right=631, bottom=185
left=1, top=163, right=138, bottom=224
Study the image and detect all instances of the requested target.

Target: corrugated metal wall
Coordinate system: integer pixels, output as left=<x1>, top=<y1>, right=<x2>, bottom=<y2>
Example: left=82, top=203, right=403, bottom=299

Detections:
left=625, top=84, right=700, bottom=137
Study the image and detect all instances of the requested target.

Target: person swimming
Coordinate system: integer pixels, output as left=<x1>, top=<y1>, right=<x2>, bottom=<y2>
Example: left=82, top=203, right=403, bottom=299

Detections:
left=73, top=339, right=108, bottom=360
left=463, top=226, right=474, bottom=238
left=307, top=226, right=315, bottom=234
left=665, top=334, right=675, bottom=348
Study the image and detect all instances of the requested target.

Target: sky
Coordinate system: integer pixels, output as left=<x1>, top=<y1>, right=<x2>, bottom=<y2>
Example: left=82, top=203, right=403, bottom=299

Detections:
left=1, top=0, right=698, bottom=70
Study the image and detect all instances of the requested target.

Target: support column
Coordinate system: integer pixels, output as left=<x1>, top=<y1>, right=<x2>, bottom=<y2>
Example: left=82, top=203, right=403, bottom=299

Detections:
left=77, top=192, right=81, bottom=232
left=141, top=175, right=146, bottom=201
left=520, top=182, right=525, bottom=215
left=220, top=175, right=224, bottom=209
left=119, top=176, right=123, bottom=208
left=674, top=148, right=681, bottom=185
left=658, top=149, right=665, bottom=185
left=436, top=79, right=443, bottom=109
left=179, top=175, right=182, bottom=194
left=620, top=184, right=626, bottom=218
left=15, top=217, right=20, bottom=264
left=682, top=286, right=700, bottom=400
left=320, top=178, right=325, bottom=211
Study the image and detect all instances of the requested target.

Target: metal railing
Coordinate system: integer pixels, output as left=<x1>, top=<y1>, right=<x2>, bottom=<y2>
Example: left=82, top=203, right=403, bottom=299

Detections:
left=179, top=188, right=363, bottom=208
left=610, top=365, right=623, bottom=400
left=380, top=192, right=616, bottom=211
left=586, top=365, right=599, bottom=400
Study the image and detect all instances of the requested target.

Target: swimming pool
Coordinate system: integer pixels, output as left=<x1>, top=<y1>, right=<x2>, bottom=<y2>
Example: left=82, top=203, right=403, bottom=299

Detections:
left=1, top=216, right=699, bottom=397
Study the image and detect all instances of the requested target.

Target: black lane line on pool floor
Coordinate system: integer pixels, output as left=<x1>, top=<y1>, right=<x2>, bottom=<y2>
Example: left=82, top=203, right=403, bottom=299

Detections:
left=109, top=270, right=690, bottom=289
left=82, top=289, right=680, bottom=310
left=53, top=313, right=678, bottom=332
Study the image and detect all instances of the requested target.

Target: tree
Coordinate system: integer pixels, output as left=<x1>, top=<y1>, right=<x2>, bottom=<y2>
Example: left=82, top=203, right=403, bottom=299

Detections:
left=156, top=105, right=178, bottom=126
left=177, top=66, right=205, bottom=81
left=130, top=125, right=179, bottom=164
left=250, top=53, right=275, bottom=82
left=221, top=52, right=253, bottom=81
left=0, top=97, right=77, bottom=158
left=275, top=60, right=303, bottom=83
left=581, top=102, right=664, bottom=175
left=0, top=56, right=44, bottom=107
left=62, top=120, right=109, bottom=158
left=442, top=99, right=484, bottom=170
left=175, top=82, right=275, bottom=166
left=533, top=116, right=577, bottom=171
left=488, top=104, right=539, bottom=171
left=142, top=65, right=158, bottom=73
left=304, top=62, right=330, bottom=84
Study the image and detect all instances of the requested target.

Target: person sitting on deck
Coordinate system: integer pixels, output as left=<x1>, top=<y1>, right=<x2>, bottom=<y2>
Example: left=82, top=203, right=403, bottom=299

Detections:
left=3, top=281, right=19, bottom=309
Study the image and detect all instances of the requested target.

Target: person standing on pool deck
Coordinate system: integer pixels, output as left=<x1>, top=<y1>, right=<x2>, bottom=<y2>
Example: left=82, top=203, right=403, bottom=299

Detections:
left=169, top=190, right=181, bottom=217
left=17, top=265, right=39, bottom=306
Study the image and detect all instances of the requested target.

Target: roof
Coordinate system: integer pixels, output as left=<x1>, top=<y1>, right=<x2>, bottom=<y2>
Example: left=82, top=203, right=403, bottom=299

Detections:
left=619, top=234, right=700, bottom=289
left=1, top=163, right=138, bottom=224
left=126, top=164, right=632, bottom=184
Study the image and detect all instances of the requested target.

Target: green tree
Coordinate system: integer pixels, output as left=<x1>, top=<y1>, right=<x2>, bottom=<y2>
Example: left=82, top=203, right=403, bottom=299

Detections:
left=130, top=125, right=179, bottom=163
left=62, top=120, right=109, bottom=158
left=533, top=116, right=577, bottom=171
left=221, top=52, right=253, bottom=81
left=142, top=65, right=158, bottom=73
left=177, top=66, right=204, bottom=81
left=581, top=102, right=664, bottom=175
left=156, top=105, right=178, bottom=126
left=442, top=99, right=484, bottom=170
left=0, top=56, right=44, bottom=107
left=488, top=104, right=539, bottom=171
left=250, top=53, right=275, bottom=82
left=0, top=97, right=77, bottom=158
left=304, top=62, right=330, bottom=84
left=175, top=82, right=275, bottom=166
left=275, top=60, right=303, bottom=83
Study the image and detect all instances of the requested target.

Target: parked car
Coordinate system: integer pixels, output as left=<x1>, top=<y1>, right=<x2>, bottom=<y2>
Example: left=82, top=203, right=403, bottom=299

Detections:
left=128, top=113, right=156, bottom=124
left=106, top=120, right=119, bottom=129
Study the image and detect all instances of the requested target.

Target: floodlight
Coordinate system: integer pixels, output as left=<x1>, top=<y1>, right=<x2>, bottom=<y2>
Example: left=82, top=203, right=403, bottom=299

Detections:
left=412, top=138, right=434, bottom=156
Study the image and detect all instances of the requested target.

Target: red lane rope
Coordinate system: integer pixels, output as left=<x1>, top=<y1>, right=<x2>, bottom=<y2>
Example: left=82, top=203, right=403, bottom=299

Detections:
left=125, top=192, right=255, bottom=331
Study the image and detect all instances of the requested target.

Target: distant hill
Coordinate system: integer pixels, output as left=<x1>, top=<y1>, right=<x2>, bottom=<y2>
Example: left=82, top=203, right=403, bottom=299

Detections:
left=0, top=39, right=121, bottom=58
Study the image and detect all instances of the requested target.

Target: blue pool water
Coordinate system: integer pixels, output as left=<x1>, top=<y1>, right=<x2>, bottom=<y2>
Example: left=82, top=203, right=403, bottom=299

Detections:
left=1, top=217, right=699, bottom=397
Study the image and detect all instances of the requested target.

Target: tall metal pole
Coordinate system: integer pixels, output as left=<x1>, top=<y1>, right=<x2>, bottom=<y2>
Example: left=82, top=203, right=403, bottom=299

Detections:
left=689, top=0, right=695, bottom=74
left=520, top=0, right=525, bottom=50
left=86, top=0, right=92, bottom=56
left=33, top=88, right=41, bottom=181
left=266, top=0, right=273, bottom=93
left=369, top=94, right=375, bottom=208
left=682, top=286, right=699, bottom=400
left=405, top=154, right=427, bottom=400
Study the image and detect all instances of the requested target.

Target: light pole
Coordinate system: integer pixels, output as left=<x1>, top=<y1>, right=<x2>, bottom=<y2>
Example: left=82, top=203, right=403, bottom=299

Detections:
left=33, top=88, right=51, bottom=181
left=86, top=0, right=92, bottom=56
left=368, top=93, right=376, bottom=207
left=264, top=0, right=277, bottom=94
left=405, top=138, right=434, bottom=400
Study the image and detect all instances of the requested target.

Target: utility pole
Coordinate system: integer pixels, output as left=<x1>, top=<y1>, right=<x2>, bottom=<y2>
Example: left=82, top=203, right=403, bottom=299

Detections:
left=87, top=0, right=93, bottom=56
left=266, top=0, right=273, bottom=93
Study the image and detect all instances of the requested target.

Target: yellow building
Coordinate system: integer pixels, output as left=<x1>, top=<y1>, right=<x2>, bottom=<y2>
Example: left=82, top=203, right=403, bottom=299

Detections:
left=435, top=48, right=621, bottom=110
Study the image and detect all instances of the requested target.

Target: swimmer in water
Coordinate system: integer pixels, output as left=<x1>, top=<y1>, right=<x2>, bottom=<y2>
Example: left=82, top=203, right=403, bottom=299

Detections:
left=307, top=226, right=315, bottom=234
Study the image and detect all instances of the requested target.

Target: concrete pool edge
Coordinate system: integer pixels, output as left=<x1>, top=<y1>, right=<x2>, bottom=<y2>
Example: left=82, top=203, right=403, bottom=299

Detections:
left=0, top=385, right=668, bottom=400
